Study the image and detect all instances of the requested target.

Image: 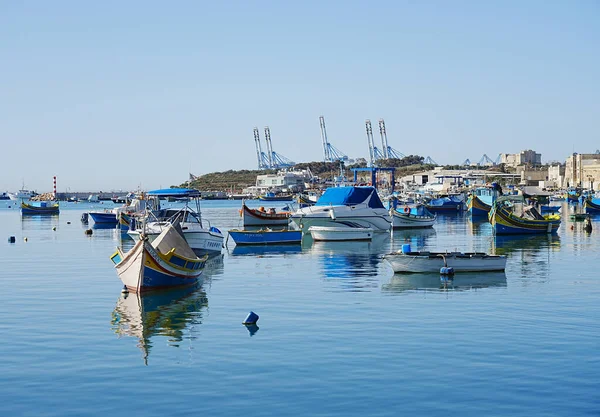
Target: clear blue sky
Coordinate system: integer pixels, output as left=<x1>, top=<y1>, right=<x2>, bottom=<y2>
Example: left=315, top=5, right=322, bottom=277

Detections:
left=1, top=1, right=598, bottom=192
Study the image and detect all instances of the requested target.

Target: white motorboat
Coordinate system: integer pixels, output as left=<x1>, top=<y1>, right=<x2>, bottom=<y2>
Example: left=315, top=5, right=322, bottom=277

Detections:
left=127, top=189, right=224, bottom=256
left=9, top=189, right=37, bottom=200
left=383, top=245, right=507, bottom=273
left=308, top=222, right=374, bottom=241
left=291, top=186, right=392, bottom=231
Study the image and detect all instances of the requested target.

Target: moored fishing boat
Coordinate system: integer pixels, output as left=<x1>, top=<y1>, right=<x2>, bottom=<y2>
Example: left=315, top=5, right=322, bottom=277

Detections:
left=240, top=202, right=291, bottom=226
left=227, top=228, right=302, bottom=245
left=111, top=223, right=208, bottom=293
left=390, top=204, right=436, bottom=229
left=383, top=244, right=507, bottom=273
left=308, top=222, right=374, bottom=241
left=20, top=201, right=59, bottom=215
left=258, top=192, right=294, bottom=201
left=584, top=197, right=600, bottom=214
left=489, top=196, right=560, bottom=235
left=466, top=185, right=500, bottom=216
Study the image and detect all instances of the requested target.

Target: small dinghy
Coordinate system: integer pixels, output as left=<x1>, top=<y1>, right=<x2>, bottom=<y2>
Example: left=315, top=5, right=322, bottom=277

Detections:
left=383, top=244, right=507, bottom=273
left=227, top=228, right=302, bottom=245
left=308, top=221, right=374, bottom=242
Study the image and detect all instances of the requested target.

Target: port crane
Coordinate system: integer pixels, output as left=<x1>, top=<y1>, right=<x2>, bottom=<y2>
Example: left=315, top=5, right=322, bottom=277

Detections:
left=264, top=126, right=295, bottom=169
left=254, top=127, right=270, bottom=169
left=378, top=119, right=404, bottom=159
left=319, top=116, right=348, bottom=162
left=424, top=156, right=437, bottom=165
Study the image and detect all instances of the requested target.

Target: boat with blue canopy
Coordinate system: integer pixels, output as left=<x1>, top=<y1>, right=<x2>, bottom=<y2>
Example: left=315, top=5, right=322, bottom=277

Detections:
left=290, top=186, right=392, bottom=231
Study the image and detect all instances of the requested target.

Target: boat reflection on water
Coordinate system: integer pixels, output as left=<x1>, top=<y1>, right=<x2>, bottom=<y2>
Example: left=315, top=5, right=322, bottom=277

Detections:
left=229, top=244, right=302, bottom=257
left=111, top=284, right=208, bottom=365
left=390, top=227, right=436, bottom=252
left=309, top=236, right=388, bottom=287
left=492, top=234, right=561, bottom=256
left=20, top=215, right=59, bottom=231
left=467, top=218, right=492, bottom=237
left=382, top=271, right=507, bottom=294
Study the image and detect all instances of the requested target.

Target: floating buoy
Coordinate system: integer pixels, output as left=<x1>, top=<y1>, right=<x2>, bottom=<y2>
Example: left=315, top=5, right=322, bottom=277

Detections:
left=440, top=266, right=455, bottom=275
left=85, top=229, right=93, bottom=236
left=24, top=237, right=28, bottom=242
left=8, top=236, right=15, bottom=243
left=66, top=221, right=71, bottom=225
left=243, top=311, right=259, bottom=325
left=52, top=226, right=57, bottom=231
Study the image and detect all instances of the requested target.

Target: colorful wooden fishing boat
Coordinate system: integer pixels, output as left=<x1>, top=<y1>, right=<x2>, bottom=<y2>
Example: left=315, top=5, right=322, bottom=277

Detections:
left=258, top=192, right=294, bottom=201
left=489, top=196, right=560, bottom=235
left=390, top=205, right=436, bottom=229
left=584, top=198, right=600, bottom=214
left=227, top=228, right=302, bottom=245
left=240, top=202, right=291, bottom=226
left=20, top=201, right=59, bottom=215
left=466, top=186, right=499, bottom=216
left=111, top=223, right=208, bottom=293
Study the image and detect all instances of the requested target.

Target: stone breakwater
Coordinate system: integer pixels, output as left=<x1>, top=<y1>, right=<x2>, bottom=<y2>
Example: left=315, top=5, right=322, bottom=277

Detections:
left=31, top=193, right=56, bottom=201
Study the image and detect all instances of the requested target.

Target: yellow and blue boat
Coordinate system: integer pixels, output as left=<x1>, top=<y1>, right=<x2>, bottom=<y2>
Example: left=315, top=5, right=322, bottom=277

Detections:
left=111, top=223, right=208, bottom=293
left=584, top=197, right=600, bottom=214
left=20, top=201, right=59, bottom=215
left=467, top=184, right=501, bottom=217
left=489, top=196, right=560, bottom=235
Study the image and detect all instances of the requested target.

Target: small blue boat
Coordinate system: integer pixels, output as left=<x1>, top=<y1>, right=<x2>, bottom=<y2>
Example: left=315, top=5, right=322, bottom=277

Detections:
left=228, top=228, right=302, bottom=245
left=89, top=210, right=118, bottom=224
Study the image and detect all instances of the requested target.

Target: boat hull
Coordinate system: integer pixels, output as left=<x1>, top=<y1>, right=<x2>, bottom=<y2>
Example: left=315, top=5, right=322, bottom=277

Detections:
left=113, top=239, right=206, bottom=293
left=384, top=252, right=507, bottom=273
left=291, top=207, right=391, bottom=231
left=241, top=204, right=290, bottom=226
left=390, top=210, right=435, bottom=228
left=308, top=226, right=374, bottom=241
left=128, top=228, right=224, bottom=255
left=228, top=229, right=302, bottom=245
left=489, top=206, right=560, bottom=235
left=89, top=211, right=118, bottom=224
left=584, top=199, right=600, bottom=214
left=20, top=202, right=59, bottom=215
left=467, top=195, right=492, bottom=216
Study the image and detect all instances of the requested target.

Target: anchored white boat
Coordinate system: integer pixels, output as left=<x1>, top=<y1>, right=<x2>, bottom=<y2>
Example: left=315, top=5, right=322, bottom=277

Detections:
left=308, top=222, right=374, bottom=241
left=291, top=186, right=392, bottom=231
left=383, top=245, right=507, bottom=273
left=127, top=189, right=224, bottom=256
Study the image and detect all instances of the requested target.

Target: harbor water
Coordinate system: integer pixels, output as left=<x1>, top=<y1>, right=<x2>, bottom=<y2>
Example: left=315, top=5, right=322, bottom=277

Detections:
left=1, top=199, right=598, bottom=416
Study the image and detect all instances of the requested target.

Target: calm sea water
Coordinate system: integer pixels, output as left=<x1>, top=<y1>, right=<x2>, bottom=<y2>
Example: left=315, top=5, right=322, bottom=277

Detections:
left=1, top=199, right=598, bottom=417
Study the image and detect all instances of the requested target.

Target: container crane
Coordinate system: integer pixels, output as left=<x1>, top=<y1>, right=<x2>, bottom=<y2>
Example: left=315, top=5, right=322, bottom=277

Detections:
left=424, top=156, right=437, bottom=165
left=365, top=119, right=384, bottom=166
left=253, top=127, right=270, bottom=169
left=319, top=116, right=348, bottom=162
left=478, top=154, right=495, bottom=166
left=264, top=126, right=295, bottom=168
left=378, top=119, right=405, bottom=159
